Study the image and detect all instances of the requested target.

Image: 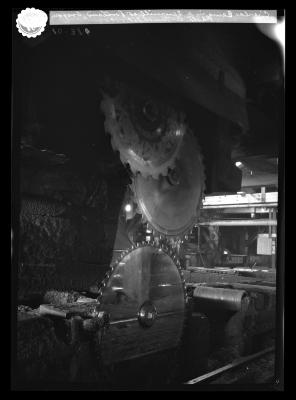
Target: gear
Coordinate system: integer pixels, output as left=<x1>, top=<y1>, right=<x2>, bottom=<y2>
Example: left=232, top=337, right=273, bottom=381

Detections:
left=100, top=83, right=185, bottom=178
left=96, top=242, right=187, bottom=367
left=131, top=130, right=205, bottom=239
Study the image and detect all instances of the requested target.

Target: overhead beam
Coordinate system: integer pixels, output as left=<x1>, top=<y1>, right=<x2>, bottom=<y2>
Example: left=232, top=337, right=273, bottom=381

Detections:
left=198, top=219, right=277, bottom=226
left=202, top=192, right=278, bottom=209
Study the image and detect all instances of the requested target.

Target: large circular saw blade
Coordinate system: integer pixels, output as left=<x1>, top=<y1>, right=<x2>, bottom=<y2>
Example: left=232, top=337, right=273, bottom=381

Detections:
left=98, top=243, right=186, bottom=365
left=100, top=85, right=185, bottom=178
left=132, top=131, right=205, bottom=238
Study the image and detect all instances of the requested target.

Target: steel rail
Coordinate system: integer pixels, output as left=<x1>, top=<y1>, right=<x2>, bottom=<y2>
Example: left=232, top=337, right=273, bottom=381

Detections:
left=184, top=346, right=275, bottom=384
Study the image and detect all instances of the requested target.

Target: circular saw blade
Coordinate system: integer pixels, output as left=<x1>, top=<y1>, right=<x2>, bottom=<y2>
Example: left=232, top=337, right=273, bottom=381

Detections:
left=97, top=243, right=186, bottom=365
left=132, top=131, right=205, bottom=238
left=100, top=85, right=185, bottom=178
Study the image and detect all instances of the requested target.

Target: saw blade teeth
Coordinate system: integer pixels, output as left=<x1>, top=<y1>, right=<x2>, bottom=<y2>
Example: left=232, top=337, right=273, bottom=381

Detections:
left=129, top=132, right=205, bottom=242
left=129, top=164, right=138, bottom=176
left=105, top=100, right=205, bottom=247
left=110, top=136, right=117, bottom=152
left=146, top=222, right=152, bottom=232
left=119, top=152, right=128, bottom=166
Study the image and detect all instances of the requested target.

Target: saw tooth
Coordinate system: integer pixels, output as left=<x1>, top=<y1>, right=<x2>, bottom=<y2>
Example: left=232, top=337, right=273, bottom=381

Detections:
left=148, top=222, right=152, bottom=230
left=119, top=152, right=128, bottom=166
left=134, top=204, right=141, bottom=214
left=129, top=164, right=138, bottom=176
left=101, top=88, right=186, bottom=187
left=110, top=136, right=117, bottom=152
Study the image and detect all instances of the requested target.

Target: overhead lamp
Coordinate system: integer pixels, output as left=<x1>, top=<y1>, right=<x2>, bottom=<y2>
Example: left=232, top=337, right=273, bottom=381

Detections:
left=125, top=204, right=132, bottom=213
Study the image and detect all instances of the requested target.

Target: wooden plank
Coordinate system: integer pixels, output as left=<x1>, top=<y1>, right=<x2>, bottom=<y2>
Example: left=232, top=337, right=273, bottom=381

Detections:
left=38, top=302, right=98, bottom=319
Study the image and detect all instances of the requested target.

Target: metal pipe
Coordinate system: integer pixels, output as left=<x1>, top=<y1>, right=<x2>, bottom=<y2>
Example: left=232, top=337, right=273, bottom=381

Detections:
left=193, top=286, right=249, bottom=312
left=198, top=219, right=277, bottom=226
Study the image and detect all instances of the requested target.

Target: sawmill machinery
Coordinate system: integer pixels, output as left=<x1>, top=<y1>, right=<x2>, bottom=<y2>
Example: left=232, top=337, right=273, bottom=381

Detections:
left=13, top=22, right=281, bottom=386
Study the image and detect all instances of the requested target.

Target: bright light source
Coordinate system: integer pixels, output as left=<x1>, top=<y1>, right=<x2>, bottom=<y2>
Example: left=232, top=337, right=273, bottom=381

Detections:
left=235, top=161, right=242, bottom=167
left=125, top=204, right=132, bottom=213
left=257, top=18, right=285, bottom=67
